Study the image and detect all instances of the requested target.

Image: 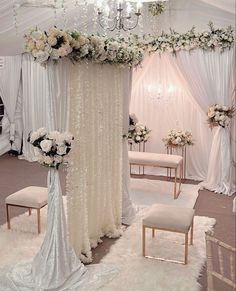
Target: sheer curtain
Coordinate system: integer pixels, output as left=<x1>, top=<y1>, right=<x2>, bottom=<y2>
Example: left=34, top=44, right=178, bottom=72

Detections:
left=170, top=49, right=235, bottom=195
left=130, top=53, right=211, bottom=180
left=0, top=55, right=22, bottom=152
left=21, top=55, right=69, bottom=161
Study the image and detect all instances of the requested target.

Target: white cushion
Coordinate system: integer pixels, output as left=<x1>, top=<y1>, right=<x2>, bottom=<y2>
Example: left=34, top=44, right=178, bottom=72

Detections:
left=128, top=151, right=183, bottom=168
left=6, top=186, right=48, bottom=208
left=143, top=204, right=194, bottom=233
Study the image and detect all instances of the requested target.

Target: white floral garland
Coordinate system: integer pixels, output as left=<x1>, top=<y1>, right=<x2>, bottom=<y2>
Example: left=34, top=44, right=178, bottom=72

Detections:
left=24, top=27, right=144, bottom=67
left=24, top=22, right=234, bottom=66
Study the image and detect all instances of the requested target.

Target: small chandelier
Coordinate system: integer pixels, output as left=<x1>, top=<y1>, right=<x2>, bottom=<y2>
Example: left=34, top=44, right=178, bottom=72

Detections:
left=97, top=0, right=142, bottom=32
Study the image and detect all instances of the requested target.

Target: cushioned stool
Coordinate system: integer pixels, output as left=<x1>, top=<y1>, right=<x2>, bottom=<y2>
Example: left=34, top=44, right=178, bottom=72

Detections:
left=5, top=186, right=48, bottom=234
left=142, top=204, right=195, bottom=264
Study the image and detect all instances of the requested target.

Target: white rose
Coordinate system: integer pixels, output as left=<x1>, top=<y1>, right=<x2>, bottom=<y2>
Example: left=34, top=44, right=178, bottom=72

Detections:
left=208, top=111, right=215, bottom=118
left=40, top=139, right=53, bottom=153
left=48, top=36, right=57, bottom=46
left=215, top=114, right=220, bottom=121
left=64, top=133, right=74, bottom=144
left=31, top=30, right=44, bottom=41
left=37, top=127, right=47, bottom=137
left=47, top=131, right=60, bottom=140
left=222, top=105, right=228, bottom=111
left=136, top=136, right=141, bottom=141
left=30, top=131, right=40, bottom=143
left=36, top=40, right=45, bottom=50
left=57, top=143, right=67, bottom=155
left=35, top=50, right=49, bottom=63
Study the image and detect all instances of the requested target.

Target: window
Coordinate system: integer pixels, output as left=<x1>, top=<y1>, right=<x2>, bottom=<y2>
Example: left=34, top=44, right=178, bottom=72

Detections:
left=0, top=97, right=4, bottom=134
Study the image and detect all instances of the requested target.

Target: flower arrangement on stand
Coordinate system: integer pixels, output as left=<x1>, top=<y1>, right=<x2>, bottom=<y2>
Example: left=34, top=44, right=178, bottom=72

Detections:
left=28, top=127, right=74, bottom=169
left=23, top=127, right=87, bottom=290
left=126, top=113, right=151, bottom=144
left=148, top=1, right=166, bottom=16
left=162, top=129, right=194, bottom=147
left=207, top=104, right=235, bottom=128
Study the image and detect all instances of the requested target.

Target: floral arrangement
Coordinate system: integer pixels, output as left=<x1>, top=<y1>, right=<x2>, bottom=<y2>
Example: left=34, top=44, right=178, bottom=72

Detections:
left=149, top=2, right=166, bottom=16
left=28, top=127, right=74, bottom=169
left=24, top=27, right=144, bottom=67
left=143, top=22, right=234, bottom=54
left=207, top=104, right=235, bottom=128
left=125, top=113, right=151, bottom=144
left=163, top=129, right=194, bottom=147
left=24, top=23, right=234, bottom=66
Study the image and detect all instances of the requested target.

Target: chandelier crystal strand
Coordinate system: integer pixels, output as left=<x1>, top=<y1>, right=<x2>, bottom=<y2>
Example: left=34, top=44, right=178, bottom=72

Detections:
left=61, top=0, right=67, bottom=29
left=82, top=0, right=88, bottom=33
left=13, top=1, right=18, bottom=36
left=53, top=0, right=57, bottom=26
left=74, top=0, right=79, bottom=29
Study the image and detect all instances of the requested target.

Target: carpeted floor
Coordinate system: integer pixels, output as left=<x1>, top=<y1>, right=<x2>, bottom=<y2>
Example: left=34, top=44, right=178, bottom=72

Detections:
left=0, top=154, right=235, bottom=291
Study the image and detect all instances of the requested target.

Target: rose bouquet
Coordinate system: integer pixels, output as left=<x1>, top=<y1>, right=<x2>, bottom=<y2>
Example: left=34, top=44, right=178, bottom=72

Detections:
left=207, top=104, right=234, bottom=128
left=28, top=128, right=74, bottom=169
left=163, top=129, right=194, bottom=147
left=125, top=114, right=151, bottom=144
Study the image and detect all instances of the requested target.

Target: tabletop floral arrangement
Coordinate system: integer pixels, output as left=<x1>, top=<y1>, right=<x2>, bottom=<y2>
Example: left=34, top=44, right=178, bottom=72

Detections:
left=163, top=129, right=194, bottom=147
left=28, top=127, right=74, bottom=169
left=207, top=104, right=235, bottom=128
left=125, top=113, right=151, bottom=144
left=148, top=1, right=166, bottom=16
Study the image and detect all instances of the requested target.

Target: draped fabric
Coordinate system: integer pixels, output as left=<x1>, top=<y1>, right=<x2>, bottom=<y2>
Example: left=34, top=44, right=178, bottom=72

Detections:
left=130, top=53, right=211, bottom=180
left=0, top=117, right=11, bottom=155
left=47, top=60, right=70, bottom=132
left=21, top=55, right=69, bottom=161
left=67, top=62, right=131, bottom=261
left=0, top=55, right=22, bottom=152
left=170, top=49, right=235, bottom=195
left=122, top=70, right=136, bottom=225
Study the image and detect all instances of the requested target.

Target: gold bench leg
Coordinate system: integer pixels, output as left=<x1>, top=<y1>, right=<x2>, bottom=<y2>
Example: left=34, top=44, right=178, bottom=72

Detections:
left=6, top=204, right=10, bottom=229
left=190, top=220, right=194, bottom=245
left=185, top=233, right=189, bottom=264
left=174, top=168, right=177, bottom=199
left=142, top=225, right=146, bottom=256
left=152, top=228, right=155, bottom=238
left=37, top=209, right=41, bottom=234
left=29, top=208, right=32, bottom=216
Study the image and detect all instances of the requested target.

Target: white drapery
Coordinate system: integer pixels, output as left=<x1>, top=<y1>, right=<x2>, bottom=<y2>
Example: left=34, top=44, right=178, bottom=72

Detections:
left=67, top=62, right=133, bottom=261
left=130, top=53, right=212, bottom=180
left=21, top=55, right=69, bottom=161
left=170, top=49, right=235, bottom=195
left=0, top=55, right=22, bottom=152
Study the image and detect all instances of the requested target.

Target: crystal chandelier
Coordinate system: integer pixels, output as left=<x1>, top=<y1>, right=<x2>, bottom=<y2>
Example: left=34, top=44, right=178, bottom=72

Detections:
left=97, top=0, right=143, bottom=32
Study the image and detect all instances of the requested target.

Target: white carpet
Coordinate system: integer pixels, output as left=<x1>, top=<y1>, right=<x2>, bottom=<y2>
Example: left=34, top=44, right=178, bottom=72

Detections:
left=131, top=178, right=200, bottom=208
left=100, top=213, right=215, bottom=291
left=0, top=179, right=212, bottom=291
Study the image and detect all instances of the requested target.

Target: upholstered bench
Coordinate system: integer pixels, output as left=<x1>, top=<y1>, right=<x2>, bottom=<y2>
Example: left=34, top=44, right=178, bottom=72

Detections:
left=142, top=204, right=195, bottom=264
left=128, top=151, right=183, bottom=199
left=5, top=186, right=48, bottom=234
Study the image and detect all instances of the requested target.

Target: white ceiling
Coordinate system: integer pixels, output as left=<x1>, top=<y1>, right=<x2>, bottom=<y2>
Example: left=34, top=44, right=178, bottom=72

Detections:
left=0, top=0, right=235, bottom=56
